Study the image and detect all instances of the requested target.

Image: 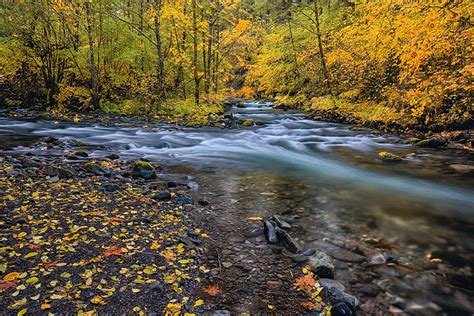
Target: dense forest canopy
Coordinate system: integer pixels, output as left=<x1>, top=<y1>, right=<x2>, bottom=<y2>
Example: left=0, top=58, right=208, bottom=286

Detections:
left=0, top=0, right=472, bottom=130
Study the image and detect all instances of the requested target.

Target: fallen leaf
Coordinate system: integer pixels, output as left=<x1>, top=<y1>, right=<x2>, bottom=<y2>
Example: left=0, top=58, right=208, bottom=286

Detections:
left=194, top=299, right=204, bottom=307
left=24, top=252, right=38, bottom=259
left=103, top=246, right=125, bottom=257
left=3, top=272, right=20, bottom=281
left=17, top=308, right=28, bottom=316
left=203, top=284, right=221, bottom=296
left=294, top=274, right=316, bottom=292
left=247, top=216, right=263, bottom=221
left=40, top=303, right=51, bottom=310
left=0, top=280, right=16, bottom=290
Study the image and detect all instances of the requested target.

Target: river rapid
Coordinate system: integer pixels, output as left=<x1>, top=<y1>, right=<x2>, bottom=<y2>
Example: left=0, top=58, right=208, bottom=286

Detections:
left=1, top=101, right=473, bottom=313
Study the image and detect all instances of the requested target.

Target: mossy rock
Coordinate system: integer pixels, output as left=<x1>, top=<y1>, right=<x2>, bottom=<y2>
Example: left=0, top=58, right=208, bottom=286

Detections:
left=242, top=119, right=254, bottom=127
left=416, top=137, right=448, bottom=148
left=74, top=150, right=89, bottom=157
left=131, top=161, right=156, bottom=179
left=236, top=102, right=246, bottom=108
left=378, top=152, right=403, bottom=162
left=84, top=162, right=106, bottom=175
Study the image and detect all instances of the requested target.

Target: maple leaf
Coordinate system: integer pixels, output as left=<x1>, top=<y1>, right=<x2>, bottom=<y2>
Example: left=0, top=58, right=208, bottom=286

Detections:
left=294, top=274, right=316, bottom=292
left=203, top=284, right=221, bottom=296
left=301, top=301, right=322, bottom=310
left=103, top=246, right=126, bottom=257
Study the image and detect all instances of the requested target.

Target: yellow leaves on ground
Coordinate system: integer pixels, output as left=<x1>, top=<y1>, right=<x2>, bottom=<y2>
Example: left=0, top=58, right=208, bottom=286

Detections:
left=193, top=299, right=204, bottom=307
left=103, top=246, right=126, bottom=257
left=90, top=295, right=107, bottom=305
left=247, top=216, right=263, bottom=221
left=24, top=252, right=38, bottom=259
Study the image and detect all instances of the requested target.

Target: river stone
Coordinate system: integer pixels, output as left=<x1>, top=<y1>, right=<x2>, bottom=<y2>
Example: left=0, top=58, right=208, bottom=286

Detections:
left=323, top=286, right=358, bottom=314
left=171, top=194, right=193, bottom=206
left=378, top=151, right=403, bottom=162
left=263, top=220, right=278, bottom=244
left=331, top=248, right=366, bottom=263
left=319, top=278, right=346, bottom=291
left=416, top=137, right=448, bottom=148
left=154, top=190, right=171, bottom=201
left=308, top=252, right=336, bottom=279
left=368, top=253, right=386, bottom=265
left=275, top=226, right=301, bottom=253
left=131, top=161, right=156, bottom=179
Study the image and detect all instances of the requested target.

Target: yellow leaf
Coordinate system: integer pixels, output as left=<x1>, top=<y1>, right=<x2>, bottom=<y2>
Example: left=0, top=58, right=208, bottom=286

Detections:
left=40, top=304, right=51, bottom=310
left=24, top=252, right=38, bottom=259
left=17, top=232, right=27, bottom=238
left=150, top=243, right=161, bottom=250
left=17, top=308, right=27, bottom=316
left=194, top=299, right=204, bottom=307
left=131, top=288, right=141, bottom=293
left=247, top=216, right=263, bottom=221
left=26, top=277, right=39, bottom=284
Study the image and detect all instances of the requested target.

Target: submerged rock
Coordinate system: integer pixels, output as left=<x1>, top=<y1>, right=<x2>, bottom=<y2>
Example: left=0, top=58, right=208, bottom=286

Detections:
left=378, top=151, right=403, bottom=162
left=263, top=220, right=278, bottom=244
left=74, top=150, right=89, bottom=157
left=131, top=161, right=156, bottom=179
left=323, top=285, right=358, bottom=316
left=242, top=119, right=254, bottom=127
left=416, top=137, right=448, bottom=148
left=271, top=215, right=292, bottom=229
left=154, top=190, right=171, bottom=201
left=308, top=252, right=336, bottom=279
left=275, top=226, right=301, bottom=253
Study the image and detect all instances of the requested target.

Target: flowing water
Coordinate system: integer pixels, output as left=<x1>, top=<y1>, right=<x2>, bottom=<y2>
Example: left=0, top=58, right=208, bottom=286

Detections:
left=1, top=101, right=473, bottom=312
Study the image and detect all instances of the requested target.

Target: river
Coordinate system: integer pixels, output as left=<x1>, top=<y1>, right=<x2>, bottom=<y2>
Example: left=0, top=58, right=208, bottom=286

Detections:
left=1, top=101, right=473, bottom=313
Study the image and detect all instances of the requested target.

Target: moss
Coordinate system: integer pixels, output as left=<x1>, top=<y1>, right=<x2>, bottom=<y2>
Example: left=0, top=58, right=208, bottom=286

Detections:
left=133, top=161, right=154, bottom=170
left=378, top=151, right=403, bottom=162
left=74, top=150, right=88, bottom=157
left=242, top=119, right=254, bottom=127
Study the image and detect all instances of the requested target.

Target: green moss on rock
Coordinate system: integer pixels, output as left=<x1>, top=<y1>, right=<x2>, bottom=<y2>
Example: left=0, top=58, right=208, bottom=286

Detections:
left=378, top=151, right=403, bottom=162
left=242, top=119, right=254, bottom=127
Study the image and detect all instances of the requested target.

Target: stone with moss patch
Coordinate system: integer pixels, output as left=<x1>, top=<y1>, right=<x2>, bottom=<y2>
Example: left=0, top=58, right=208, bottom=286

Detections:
left=74, top=150, right=88, bottom=157
left=131, top=161, right=156, bottom=179
left=242, top=119, right=254, bottom=127
left=378, top=152, right=403, bottom=162
left=84, top=162, right=106, bottom=175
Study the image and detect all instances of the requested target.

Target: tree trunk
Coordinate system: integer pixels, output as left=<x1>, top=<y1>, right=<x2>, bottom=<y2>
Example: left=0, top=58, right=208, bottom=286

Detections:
left=153, top=0, right=166, bottom=99
left=313, top=0, right=331, bottom=93
left=85, top=1, right=100, bottom=109
left=192, top=0, right=200, bottom=105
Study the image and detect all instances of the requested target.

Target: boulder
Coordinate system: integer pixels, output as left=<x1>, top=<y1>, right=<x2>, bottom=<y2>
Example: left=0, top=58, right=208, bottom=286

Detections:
left=275, top=226, right=301, bottom=253
left=416, top=137, right=448, bottom=148
left=85, top=162, right=106, bottom=176
left=263, top=220, right=278, bottom=244
left=154, top=190, right=171, bottom=201
left=131, top=161, right=156, bottom=179
left=308, top=251, right=336, bottom=279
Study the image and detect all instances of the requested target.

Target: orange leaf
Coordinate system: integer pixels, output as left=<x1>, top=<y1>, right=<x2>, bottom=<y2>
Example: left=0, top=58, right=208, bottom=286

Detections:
left=103, top=246, right=125, bottom=257
left=301, top=301, right=322, bottom=310
left=3, top=272, right=20, bottom=282
left=41, top=261, right=60, bottom=270
left=294, top=274, right=316, bottom=292
left=203, top=284, right=221, bottom=296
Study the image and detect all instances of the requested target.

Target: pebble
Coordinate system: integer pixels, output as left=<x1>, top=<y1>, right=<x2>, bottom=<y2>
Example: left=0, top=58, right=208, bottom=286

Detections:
left=212, top=311, right=231, bottom=316
left=222, top=262, right=233, bottom=268
left=331, top=248, right=366, bottom=263
left=368, top=253, right=386, bottom=265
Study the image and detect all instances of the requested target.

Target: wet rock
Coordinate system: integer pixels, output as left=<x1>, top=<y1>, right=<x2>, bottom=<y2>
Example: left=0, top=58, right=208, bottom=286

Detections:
left=131, top=161, right=156, bottom=179
left=154, top=190, right=171, bottom=201
left=271, top=215, right=292, bottom=229
left=107, top=153, right=120, bottom=160
left=263, top=220, right=278, bottom=244
left=308, top=252, right=336, bottom=279
left=101, top=183, right=121, bottom=192
left=74, top=150, right=89, bottom=157
left=323, top=286, right=358, bottom=315
left=242, top=119, right=254, bottom=127
left=368, top=253, right=386, bottom=265
left=167, top=181, right=179, bottom=188
left=84, top=162, right=106, bottom=176
left=186, top=181, right=199, bottom=190
left=302, top=248, right=317, bottom=256
left=289, top=254, right=309, bottom=264
left=198, top=198, right=209, bottom=206
left=44, top=136, right=59, bottom=144
left=212, top=310, right=231, bottom=316
left=43, top=165, right=74, bottom=178
left=331, top=248, right=366, bottom=263
left=149, top=281, right=163, bottom=292
left=378, top=151, right=403, bottom=162
left=275, top=226, right=301, bottom=253
left=416, top=137, right=448, bottom=148
left=6, top=201, right=21, bottom=209
left=319, top=278, right=346, bottom=291
left=171, top=194, right=193, bottom=206
left=450, top=164, right=474, bottom=173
